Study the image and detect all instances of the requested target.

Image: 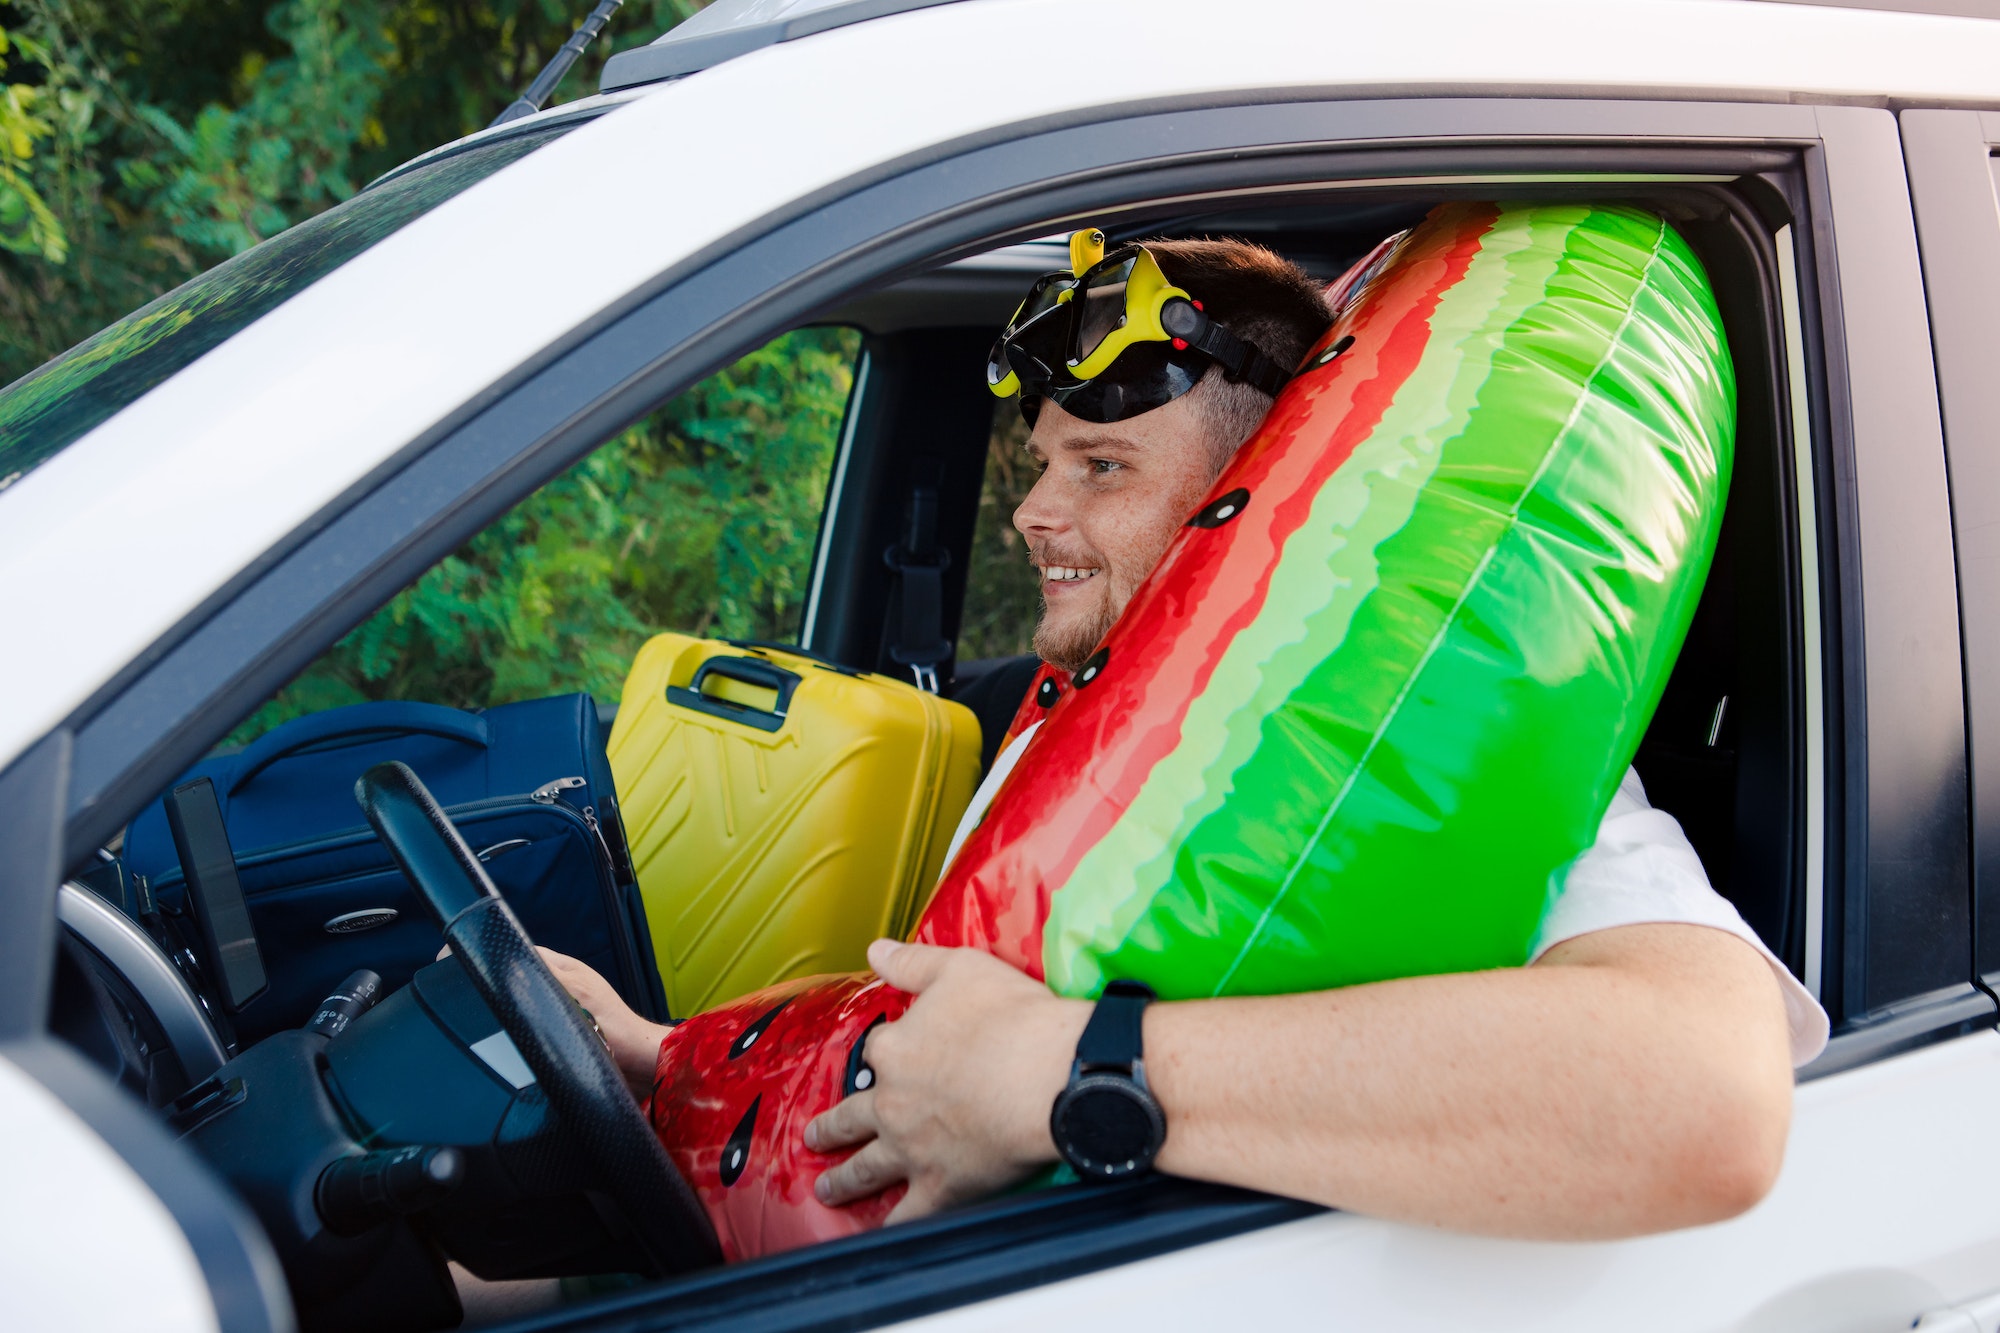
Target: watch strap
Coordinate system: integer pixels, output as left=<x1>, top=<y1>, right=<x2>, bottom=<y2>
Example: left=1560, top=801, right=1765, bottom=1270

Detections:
left=1074, top=979, right=1154, bottom=1072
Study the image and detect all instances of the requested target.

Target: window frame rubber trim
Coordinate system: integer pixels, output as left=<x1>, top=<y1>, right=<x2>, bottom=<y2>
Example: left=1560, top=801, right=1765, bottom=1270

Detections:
left=1775, top=221, right=1830, bottom=1005
left=800, top=344, right=871, bottom=652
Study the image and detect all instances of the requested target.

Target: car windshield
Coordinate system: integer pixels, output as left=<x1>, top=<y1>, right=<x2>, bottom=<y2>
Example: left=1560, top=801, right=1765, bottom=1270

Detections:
left=0, top=123, right=579, bottom=493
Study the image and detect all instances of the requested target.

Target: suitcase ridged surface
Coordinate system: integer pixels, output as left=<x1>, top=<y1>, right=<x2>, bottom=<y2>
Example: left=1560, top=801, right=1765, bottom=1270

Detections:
left=609, top=635, right=981, bottom=1015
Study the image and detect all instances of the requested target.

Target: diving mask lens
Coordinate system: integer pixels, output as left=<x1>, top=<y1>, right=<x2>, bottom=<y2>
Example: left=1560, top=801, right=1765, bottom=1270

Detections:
left=987, top=272, right=1076, bottom=389
left=1072, top=254, right=1138, bottom=365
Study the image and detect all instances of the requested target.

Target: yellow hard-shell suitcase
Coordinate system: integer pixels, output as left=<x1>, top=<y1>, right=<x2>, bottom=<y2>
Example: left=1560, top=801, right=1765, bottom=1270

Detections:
left=607, top=634, right=983, bottom=1016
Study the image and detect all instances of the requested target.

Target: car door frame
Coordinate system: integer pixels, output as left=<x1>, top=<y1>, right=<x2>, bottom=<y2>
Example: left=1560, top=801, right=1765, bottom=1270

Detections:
left=2, top=91, right=1978, bottom=1330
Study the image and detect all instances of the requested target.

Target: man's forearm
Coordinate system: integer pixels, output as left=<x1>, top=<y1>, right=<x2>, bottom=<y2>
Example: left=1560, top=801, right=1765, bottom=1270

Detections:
left=1144, top=923, right=1794, bottom=1239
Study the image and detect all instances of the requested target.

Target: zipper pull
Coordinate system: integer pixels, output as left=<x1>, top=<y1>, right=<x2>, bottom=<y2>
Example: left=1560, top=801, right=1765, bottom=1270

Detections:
left=530, top=776, right=588, bottom=804
left=582, top=806, right=619, bottom=879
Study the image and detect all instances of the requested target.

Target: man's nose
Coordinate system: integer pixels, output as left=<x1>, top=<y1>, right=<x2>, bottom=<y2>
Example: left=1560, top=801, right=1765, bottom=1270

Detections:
left=1013, top=464, right=1069, bottom=541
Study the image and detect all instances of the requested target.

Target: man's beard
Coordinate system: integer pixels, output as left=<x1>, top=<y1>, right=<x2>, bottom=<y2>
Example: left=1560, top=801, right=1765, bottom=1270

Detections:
left=1034, top=594, right=1117, bottom=674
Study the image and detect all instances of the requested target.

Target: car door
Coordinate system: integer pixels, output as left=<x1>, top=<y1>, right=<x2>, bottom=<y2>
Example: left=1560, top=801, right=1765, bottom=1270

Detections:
left=877, top=105, right=1996, bottom=1333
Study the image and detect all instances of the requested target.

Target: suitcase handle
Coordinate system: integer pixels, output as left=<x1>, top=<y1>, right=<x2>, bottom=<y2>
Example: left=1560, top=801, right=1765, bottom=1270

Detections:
left=230, top=702, right=492, bottom=794
left=668, top=657, right=802, bottom=734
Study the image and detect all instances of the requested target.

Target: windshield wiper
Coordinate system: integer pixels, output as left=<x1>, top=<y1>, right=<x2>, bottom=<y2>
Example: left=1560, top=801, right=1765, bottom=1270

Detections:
left=490, top=0, right=626, bottom=128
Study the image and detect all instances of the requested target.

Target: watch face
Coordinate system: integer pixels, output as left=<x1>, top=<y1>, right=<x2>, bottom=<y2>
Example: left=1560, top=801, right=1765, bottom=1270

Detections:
left=1054, top=1076, right=1165, bottom=1178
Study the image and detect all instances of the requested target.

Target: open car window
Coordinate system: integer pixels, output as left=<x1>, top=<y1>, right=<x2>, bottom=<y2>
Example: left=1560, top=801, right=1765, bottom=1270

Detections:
left=0, top=122, right=581, bottom=493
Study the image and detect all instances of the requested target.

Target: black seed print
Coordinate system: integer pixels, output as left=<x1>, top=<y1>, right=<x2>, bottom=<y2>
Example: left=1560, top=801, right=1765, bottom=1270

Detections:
left=719, top=1095, right=760, bottom=1186
left=1187, top=488, right=1250, bottom=529
left=1311, top=334, right=1355, bottom=368
left=843, top=1015, right=888, bottom=1098
left=728, top=998, right=793, bottom=1060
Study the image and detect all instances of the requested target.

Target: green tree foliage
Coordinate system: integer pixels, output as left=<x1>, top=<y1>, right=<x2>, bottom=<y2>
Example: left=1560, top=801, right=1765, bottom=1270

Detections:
left=227, top=328, right=860, bottom=743
left=0, top=0, right=705, bottom=386
left=0, top=25, right=65, bottom=261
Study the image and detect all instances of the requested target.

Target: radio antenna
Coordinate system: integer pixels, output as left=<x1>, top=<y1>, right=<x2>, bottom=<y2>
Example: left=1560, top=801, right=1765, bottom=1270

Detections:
left=490, top=0, right=626, bottom=128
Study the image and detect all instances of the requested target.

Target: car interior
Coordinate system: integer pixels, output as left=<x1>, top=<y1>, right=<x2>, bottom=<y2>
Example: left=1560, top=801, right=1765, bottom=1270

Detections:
left=44, top=178, right=1808, bottom=1331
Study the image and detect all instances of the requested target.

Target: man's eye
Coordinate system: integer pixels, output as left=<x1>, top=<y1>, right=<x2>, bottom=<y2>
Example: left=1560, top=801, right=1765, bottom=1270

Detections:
left=1089, top=458, right=1122, bottom=476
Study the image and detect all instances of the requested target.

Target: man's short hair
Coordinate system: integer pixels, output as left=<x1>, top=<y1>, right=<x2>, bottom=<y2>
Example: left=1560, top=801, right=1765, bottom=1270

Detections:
left=1145, top=238, right=1333, bottom=469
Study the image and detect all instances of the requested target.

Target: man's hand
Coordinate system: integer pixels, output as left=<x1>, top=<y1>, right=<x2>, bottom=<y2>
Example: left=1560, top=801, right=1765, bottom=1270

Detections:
left=440, top=944, right=672, bottom=1099
left=529, top=948, right=674, bottom=1097
left=805, top=940, right=1090, bottom=1223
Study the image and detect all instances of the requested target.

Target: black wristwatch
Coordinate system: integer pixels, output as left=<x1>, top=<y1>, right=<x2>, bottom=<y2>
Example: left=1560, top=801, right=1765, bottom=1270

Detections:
left=1050, top=979, right=1166, bottom=1180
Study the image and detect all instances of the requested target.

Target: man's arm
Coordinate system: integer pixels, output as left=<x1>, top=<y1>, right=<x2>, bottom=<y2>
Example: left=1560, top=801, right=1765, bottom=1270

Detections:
left=807, top=923, right=1795, bottom=1239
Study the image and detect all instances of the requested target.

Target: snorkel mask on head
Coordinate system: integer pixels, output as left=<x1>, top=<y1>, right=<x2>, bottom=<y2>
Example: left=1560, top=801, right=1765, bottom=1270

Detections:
left=986, top=228, right=1296, bottom=425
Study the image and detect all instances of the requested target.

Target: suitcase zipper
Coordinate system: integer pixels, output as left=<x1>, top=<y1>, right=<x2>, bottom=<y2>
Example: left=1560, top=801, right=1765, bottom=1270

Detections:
left=581, top=806, right=618, bottom=882
left=530, top=776, right=589, bottom=804
left=526, top=776, right=621, bottom=885
left=527, top=778, right=650, bottom=1013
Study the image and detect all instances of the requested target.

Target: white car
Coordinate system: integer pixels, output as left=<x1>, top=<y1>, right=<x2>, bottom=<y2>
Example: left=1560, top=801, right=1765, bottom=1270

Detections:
left=8, top=1, right=2000, bottom=1329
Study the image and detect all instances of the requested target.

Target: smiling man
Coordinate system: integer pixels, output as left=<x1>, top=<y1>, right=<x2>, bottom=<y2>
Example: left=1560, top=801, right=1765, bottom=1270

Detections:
left=1005, top=240, right=1333, bottom=678
left=555, top=233, right=1827, bottom=1243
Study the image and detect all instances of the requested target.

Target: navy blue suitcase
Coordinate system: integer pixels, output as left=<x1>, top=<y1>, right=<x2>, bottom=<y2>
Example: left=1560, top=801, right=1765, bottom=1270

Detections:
left=124, top=694, right=668, bottom=1044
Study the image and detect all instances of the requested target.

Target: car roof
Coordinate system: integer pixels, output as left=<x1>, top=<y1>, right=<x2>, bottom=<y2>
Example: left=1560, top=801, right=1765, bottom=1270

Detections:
left=600, top=0, right=2000, bottom=90
left=6, top=0, right=2000, bottom=777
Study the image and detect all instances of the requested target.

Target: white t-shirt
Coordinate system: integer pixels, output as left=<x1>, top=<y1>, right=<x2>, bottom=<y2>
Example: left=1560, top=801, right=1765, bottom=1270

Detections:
left=944, top=723, right=1828, bottom=1067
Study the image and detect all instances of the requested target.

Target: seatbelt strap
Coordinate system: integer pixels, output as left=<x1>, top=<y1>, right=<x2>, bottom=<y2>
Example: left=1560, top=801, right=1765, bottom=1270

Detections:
left=883, top=486, right=952, bottom=693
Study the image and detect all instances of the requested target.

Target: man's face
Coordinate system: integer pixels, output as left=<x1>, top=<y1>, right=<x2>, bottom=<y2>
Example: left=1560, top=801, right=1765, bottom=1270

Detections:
left=1012, top=394, right=1223, bottom=672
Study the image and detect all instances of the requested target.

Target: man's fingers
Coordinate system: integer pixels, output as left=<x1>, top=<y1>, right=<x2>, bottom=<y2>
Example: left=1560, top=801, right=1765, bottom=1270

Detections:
left=868, top=938, right=952, bottom=995
left=805, top=1089, right=880, bottom=1153
left=814, top=1138, right=908, bottom=1206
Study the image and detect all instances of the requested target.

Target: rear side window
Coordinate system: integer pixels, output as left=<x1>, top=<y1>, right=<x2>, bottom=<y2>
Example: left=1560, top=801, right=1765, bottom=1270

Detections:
left=0, top=123, right=579, bottom=491
left=226, top=326, right=863, bottom=745
left=958, top=401, right=1043, bottom=661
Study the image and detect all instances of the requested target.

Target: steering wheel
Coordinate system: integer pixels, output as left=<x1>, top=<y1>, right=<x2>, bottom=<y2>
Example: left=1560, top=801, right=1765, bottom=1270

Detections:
left=356, top=760, right=719, bottom=1276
